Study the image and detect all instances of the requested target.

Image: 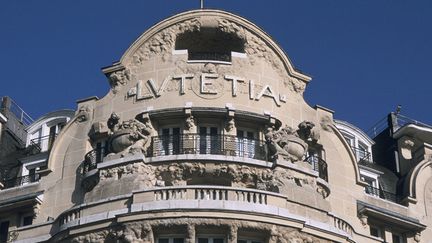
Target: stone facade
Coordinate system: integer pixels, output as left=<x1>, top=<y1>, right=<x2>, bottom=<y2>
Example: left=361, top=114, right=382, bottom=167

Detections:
left=0, top=8, right=431, bottom=243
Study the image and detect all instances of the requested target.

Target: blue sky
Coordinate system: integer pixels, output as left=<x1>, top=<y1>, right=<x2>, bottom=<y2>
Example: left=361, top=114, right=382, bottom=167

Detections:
left=1, top=1, right=431, bottom=131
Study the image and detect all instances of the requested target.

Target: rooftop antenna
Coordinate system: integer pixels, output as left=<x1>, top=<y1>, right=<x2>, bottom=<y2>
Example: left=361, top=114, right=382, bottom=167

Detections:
left=200, top=0, right=204, bottom=9
left=395, top=104, right=402, bottom=115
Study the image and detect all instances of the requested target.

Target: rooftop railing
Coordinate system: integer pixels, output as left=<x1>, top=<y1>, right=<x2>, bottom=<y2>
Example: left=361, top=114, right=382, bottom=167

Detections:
left=0, top=174, right=40, bottom=189
left=0, top=96, right=34, bottom=126
left=364, top=185, right=401, bottom=204
left=367, top=113, right=432, bottom=138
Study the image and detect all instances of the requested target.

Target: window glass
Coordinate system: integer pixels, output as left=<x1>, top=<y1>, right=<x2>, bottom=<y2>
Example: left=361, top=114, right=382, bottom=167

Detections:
left=22, top=216, right=33, bottom=226
left=198, top=239, right=209, bottom=243
left=213, top=239, right=224, bottom=243
left=370, top=226, right=382, bottom=238
left=158, top=239, right=169, bottom=243
left=0, top=221, right=9, bottom=242
left=173, top=238, right=184, bottom=243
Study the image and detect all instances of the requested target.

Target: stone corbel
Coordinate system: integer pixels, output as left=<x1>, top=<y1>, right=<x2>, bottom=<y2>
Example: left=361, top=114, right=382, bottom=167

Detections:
left=103, top=65, right=130, bottom=94
left=225, top=103, right=236, bottom=135
left=76, top=105, right=91, bottom=123
left=358, top=213, right=368, bottom=227
left=414, top=232, right=421, bottom=242
left=399, top=136, right=416, bottom=160
left=184, top=103, right=196, bottom=134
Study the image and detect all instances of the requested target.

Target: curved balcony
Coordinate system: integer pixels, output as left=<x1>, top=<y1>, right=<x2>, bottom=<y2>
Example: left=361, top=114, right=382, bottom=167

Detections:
left=149, top=133, right=268, bottom=161
left=57, top=185, right=353, bottom=240
left=82, top=134, right=329, bottom=184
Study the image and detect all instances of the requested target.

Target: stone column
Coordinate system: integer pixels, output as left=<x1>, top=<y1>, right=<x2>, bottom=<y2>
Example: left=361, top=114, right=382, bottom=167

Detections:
left=186, top=224, right=195, bottom=243
left=228, top=224, right=238, bottom=243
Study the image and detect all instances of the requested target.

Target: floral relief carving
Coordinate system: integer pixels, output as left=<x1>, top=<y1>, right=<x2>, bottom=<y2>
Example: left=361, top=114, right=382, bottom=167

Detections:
left=68, top=218, right=329, bottom=243
left=131, top=18, right=201, bottom=65
left=218, top=19, right=308, bottom=94
left=97, top=160, right=323, bottom=197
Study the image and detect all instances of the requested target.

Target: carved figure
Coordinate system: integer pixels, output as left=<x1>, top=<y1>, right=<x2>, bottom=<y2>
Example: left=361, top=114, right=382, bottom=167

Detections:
left=225, top=117, right=235, bottom=132
left=108, top=69, right=130, bottom=93
left=297, top=121, right=320, bottom=143
left=185, top=115, right=196, bottom=132
left=265, top=125, right=308, bottom=162
left=106, top=113, right=155, bottom=157
left=76, top=105, right=91, bottom=123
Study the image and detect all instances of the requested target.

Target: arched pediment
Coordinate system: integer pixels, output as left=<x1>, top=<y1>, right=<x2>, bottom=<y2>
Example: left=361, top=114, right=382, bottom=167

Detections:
left=103, top=9, right=311, bottom=96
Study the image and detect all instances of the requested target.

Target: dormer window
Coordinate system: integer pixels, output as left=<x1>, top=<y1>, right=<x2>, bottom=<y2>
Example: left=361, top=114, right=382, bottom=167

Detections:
left=175, top=28, right=245, bottom=63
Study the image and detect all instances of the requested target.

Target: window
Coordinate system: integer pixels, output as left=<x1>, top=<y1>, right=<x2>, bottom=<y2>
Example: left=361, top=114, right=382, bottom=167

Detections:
left=95, top=141, right=108, bottom=163
left=357, top=142, right=369, bottom=161
left=0, top=221, right=9, bottom=243
left=236, top=129, right=256, bottom=158
left=22, top=215, right=33, bottom=226
left=238, top=239, right=262, bottom=243
left=369, top=225, right=383, bottom=238
left=197, top=237, right=225, bottom=243
left=160, top=127, right=181, bottom=155
left=342, top=133, right=354, bottom=147
left=157, top=238, right=185, bottom=243
left=199, top=126, right=220, bottom=154
left=392, top=233, right=406, bottom=243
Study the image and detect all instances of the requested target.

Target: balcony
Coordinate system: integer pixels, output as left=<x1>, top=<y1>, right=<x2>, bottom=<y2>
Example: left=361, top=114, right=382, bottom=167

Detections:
left=305, top=155, right=328, bottom=182
left=83, top=134, right=329, bottom=182
left=365, top=185, right=401, bottom=204
left=350, top=146, right=372, bottom=162
left=54, top=185, right=352, bottom=240
left=150, top=133, right=268, bottom=159
left=28, top=134, right=57, bottom=154
left=0, top=174, right=40, bottom=190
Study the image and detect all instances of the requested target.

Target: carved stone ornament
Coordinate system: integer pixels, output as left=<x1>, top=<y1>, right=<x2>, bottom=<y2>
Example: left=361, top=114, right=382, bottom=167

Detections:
left=185, top=115, right=196, bottom=132
left=107, top=68, right=130, bottom=94
left=76, top=105, right=91, bottom=123
left=8, top=231, right=19, bottom=242
left=98, top=161, right=324, bottom=198
left=131, top=18, right=201, bottom=65
left=265, top=124, right=309, bottom=162
left=69, top=218, right=329, bottom=243
left=127, top=17, right=307, bottom=95
left=225, top=117, right=235, bottom=132
left=359, top=214, right=368, bottom=227
left=320, top=115, right=333, bottom=132
left=106, top=113, right=155, bottom=158
left=400, top=136, right=415, bottom=160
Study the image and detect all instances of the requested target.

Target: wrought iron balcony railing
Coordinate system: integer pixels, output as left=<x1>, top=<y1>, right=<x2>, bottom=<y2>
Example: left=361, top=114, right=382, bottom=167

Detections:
left=305, top=155, right=328, bottom=182
left=0, top=174, right=40, bottom=189
left=82, top=134, right=329, bottom=182
left=364, top=185, right=401, bottom=203
left=350, top=146, right=372, bottom=162
left=29, top=134, right=57, bottom=154
left=149, top=133, right=268, bottom=161
left=188, top=52, right=231, bottom=62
